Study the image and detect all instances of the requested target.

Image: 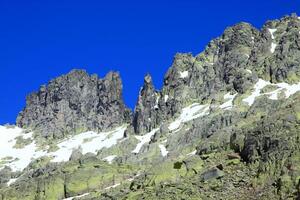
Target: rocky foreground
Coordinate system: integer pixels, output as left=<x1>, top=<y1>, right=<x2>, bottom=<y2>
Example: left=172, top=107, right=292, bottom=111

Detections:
left=0, top=14, right=300, bottom=200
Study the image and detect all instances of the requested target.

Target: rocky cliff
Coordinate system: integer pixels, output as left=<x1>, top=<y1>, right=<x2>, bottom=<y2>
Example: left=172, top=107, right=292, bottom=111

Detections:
left=0, top=14, right=300, bottom=200
left=132, top=14, right=300, bottom=135
left=17, top=69, right=131, bottom=139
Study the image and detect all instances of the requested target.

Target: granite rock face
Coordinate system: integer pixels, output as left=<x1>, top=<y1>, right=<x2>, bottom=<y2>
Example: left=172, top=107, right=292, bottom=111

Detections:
left=1, top=14, right=300, bottom=200
left=17, top=69, right=131, bottom=139
left=132, top=15, right=300, bottom=135
left=133, top=74, right=161, bottom=134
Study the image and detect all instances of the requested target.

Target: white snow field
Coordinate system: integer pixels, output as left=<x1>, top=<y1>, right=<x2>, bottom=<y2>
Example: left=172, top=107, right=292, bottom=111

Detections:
left=0, top=126, right=44, bottom=172
left=220, top=92, right=238, bottom=110
left=103, top=155, right=117, bottom=164
left=6, top=178, right=17, bottom=186
left=132, top=128, right=159, bottom=154
left=179, top=71, right=189, bottom=78
left=268, top=28, right=277, bottom=53
left=168, top=103, right=210, bottom=132
left=158, top=144, right=168, bottom=157
left=0, top=125, right=127, bottom=172
left=154, top=93, right=160, bottom=109
left=187, top=150, right=197, bottom=156
left=246, top=69, right=252, bottom=74
left=243, top=79, right=300, bottom=106
left=270, top=42, right=277, bottom=53
left=268, top=28, right=277, bottom=39
left=164, top=95, right=169, bottom=102
left=63, top=193, right=90, bottom=200
left=51, top=125, right=126, bottom=163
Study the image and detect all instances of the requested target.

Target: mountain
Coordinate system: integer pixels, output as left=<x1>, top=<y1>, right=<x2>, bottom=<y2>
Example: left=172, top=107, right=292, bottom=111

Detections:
left=0, top=14, right=300, bottom=200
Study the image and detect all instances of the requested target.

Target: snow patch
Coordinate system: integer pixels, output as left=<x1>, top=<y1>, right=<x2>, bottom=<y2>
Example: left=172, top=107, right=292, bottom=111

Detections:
left=63, top=193, right=90, bottom=200
left=270, top=42, right=277, bottom=53
left=162, top=139, right=167, bottom=143
left=187, top=150, right=197, bottom=156
left=104, top=173, right=141, bottom=190
left=7, top=178, right=17, bottom=186
left=158, top=144, right=168, bottom=157
left=132, top=128, right=159, bottom=154
left=51, top=126, right=126, bottom=163
left=263, top=82, right=300, bottom=100
left=103, top=155, right=117, bottom=164
left=0, top=126, right=44, bottom=172
left=164, top=95, right=169, bottom=102
left=243, top=79, right=300, bottom=106
left=268, top=28, right=277, bottom=39
left=243, top=79, right=271, bottom=106
left=220, top=92, right=237, bottom=110
left=105, top=183, right=121, bottom=190
left=154, top=93, right=160, bottom=109
left=246, top=69, right=252, bottom=74
left=268, top=28, right=277, bottom=53
left=168, top=103, right=210, bottom=132
left=0, top=125, right=127, bottom=172
left=168, top=120, right=181, bottom=132
left=179, top=71, right=189, bottom=78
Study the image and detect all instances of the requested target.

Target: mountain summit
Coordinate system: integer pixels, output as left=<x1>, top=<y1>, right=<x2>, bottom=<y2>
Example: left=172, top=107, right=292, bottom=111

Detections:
left=0, top=14, right=300, bottom=200
left=17, top=69, right=131, bottom=139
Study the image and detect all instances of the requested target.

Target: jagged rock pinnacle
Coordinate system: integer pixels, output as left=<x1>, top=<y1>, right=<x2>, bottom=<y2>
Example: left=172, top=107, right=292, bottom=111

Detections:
left=17, top=69, right=131, bottom=139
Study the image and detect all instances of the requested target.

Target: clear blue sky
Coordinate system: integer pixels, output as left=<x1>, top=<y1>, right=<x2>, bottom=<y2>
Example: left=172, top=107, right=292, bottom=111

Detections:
left=0, top=0, right=299, bottom=124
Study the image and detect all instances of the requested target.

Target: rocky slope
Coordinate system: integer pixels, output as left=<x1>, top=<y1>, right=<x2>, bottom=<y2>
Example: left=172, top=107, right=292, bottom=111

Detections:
left=0, top=14, right=300, bottom=200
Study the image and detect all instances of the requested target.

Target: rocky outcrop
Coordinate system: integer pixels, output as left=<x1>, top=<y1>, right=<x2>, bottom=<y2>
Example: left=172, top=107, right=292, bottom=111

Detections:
left=249, top=15, right=300, bottom=83
left=131, top=15, right=300, bottom=136
left=17, top=69, right=131, bottom=139
left=1, top=14, right=300, bottom=200
left=133, top=74, right=161, bottom=134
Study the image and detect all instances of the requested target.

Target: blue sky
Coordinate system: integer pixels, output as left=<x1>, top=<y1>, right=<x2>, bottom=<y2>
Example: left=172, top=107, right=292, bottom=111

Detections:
left=0, top=0, right=299, bottom=124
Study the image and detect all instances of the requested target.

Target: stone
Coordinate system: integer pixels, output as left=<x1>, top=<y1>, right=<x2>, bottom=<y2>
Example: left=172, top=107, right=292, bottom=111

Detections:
left=201, top=167, right=225, bottom=181
left=17, top=70, right=132, bottom=139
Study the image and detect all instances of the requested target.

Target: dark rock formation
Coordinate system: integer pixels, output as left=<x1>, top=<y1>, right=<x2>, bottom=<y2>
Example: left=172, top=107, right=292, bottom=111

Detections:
left=1, top=14, right=300, bottom=200
left=133, top=74, right=160, bottom=134
left=17, top=69, right=132, bottom=139
left=201, top=167, right=225, bottom=181
left=131, top=15, right=300, bottom=135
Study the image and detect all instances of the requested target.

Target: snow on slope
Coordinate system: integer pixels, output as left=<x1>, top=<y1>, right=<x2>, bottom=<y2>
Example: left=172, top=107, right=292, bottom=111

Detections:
left=63, top=193, right=90, bottom=200
left=103, top=155, right=117, bottom=164
left=220, top=92, right=237, bottom=110
left=168, top=103, right=210, bottom=132
left=6, top=178, right=17, bottom=186
left=243, top=79, right=271, bottom=106
left=132, top=128, right=159, bottom=154
left=270, top=42, right=277, bottom=53
left=246, top=69, right=252, bottom=74
left=164, top=95, right=169, bottom=102
left=158, top=144, right=168, bottom=157
left=268, top=28, right=277, bottom=53
left=187, top=150, right=197, bottom=156
left=243, top=79, right=300, bottom=106
left=51, top=126, right=126, bottom=163
left=0, top=125, right=127, bottom=172
left=0, top=126, right=45, bottom=172
left=268, top=28, right=277, bottom=39
left=154, top=93, right=160, bottom=109
left=179, top=71, right=189, bottom=78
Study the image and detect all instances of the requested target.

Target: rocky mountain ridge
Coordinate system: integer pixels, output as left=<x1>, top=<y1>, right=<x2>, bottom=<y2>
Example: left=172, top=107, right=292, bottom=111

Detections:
left=17, top=70, right=131, bottom=139
left=0, top=14, right=299, bottom=200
